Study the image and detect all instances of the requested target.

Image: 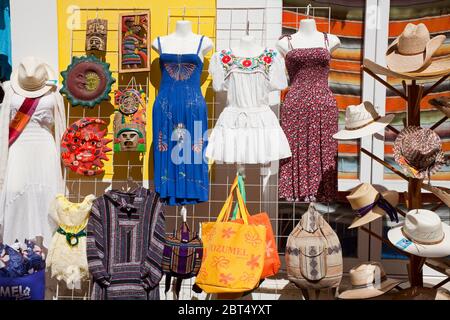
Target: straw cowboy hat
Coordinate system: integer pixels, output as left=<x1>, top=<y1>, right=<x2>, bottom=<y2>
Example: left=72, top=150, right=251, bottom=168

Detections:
left=393, top=126, right=447, bottom=180
left=333, top=101, right=394, bottom=140
left=386, top=23, right=446, bottom=73
left=346, top=183, right=399, bottom=229
left=364, top=57, right=450, bottom=80
left=338, top=262, right=404, bottom=299
left=388, top=209, right=450, bottom=258
left=10, top=56, right=57, bottom=98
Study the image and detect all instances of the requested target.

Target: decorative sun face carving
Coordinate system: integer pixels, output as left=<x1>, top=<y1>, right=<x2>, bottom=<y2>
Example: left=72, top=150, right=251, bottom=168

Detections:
left=60, top=55, right=115, bottom=108
left=61, top=118, right=112, bottom=176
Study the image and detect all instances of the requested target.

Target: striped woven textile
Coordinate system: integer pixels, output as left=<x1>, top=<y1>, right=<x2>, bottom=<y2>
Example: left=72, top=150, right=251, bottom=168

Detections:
left=87, top=186, right=166, bottom=300
left=282, top=0, right=365, bottom=180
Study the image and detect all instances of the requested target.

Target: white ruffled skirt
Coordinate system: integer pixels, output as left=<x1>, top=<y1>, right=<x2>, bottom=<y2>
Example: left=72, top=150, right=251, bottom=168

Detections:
left=205, top=106, right=292, bottom=164
left=0, top=123, right=63, bottom=248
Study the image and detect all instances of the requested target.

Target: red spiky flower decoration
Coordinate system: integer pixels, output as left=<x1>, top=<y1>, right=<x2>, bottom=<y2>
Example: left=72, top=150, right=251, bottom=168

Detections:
left=61, top=117, right=112, bottom=176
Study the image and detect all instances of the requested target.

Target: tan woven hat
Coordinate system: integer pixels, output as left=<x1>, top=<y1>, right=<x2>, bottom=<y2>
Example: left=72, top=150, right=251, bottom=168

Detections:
left=347, top=183, right=399, bottom=229
left=386, top=23, right=446, bottom=73
left=338, top=262, right=404, bottom=299
left=393, top=126, right=447, bottom=180
left=333, top=101, right=394, bottom=140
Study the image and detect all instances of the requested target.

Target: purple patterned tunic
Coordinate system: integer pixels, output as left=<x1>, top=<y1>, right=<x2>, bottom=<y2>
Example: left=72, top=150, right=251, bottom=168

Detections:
left=278, top=34, right=338, bottom=202
left=87, top=186, right=165, bottom=300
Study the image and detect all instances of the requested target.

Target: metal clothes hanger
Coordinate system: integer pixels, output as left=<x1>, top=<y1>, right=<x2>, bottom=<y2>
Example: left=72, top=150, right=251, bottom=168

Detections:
left=306, top=4, right=312, bottom=19
left=181, top=206, right=187, bottom=223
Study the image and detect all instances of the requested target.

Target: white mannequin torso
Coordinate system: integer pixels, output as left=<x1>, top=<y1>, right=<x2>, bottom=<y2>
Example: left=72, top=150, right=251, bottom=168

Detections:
left=152, top=21, right=213, bottom=61
left=230, top=35, right=264, bottom=57
left=276, top=19, right=340, bottom=57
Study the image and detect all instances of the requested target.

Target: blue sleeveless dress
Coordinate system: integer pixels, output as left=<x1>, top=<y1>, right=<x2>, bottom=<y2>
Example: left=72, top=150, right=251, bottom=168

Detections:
left=152, top=36, right=209, bottom=206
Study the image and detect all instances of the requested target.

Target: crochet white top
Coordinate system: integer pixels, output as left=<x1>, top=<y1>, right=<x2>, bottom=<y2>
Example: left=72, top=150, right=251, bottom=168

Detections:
left=46, top=194, right=96, bottom=290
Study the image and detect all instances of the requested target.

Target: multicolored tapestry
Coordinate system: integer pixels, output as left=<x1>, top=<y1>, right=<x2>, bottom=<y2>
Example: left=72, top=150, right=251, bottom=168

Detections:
left=119, top=11, right=150, bottom=73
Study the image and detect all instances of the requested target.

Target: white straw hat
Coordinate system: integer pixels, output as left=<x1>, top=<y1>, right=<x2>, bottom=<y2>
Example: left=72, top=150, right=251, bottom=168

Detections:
left=10, top=56, right=57, bottom=98
left=388, top=209, right=450, bottom=258
left=338, top=262, right=404, bottom=299
left=333, top=102, right=394, bottom=140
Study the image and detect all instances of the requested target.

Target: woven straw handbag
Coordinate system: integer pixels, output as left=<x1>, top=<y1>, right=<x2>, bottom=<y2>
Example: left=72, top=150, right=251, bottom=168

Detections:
left=285, top=203, right=343, bottom=290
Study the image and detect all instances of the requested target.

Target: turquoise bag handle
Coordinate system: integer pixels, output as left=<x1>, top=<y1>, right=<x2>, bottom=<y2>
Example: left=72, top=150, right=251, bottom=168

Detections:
left=231, top=173, right=246, bottom=220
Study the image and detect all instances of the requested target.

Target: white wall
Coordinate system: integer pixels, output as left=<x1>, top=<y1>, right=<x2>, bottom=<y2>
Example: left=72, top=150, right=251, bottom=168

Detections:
left=10, top=0, right=59, bottom=73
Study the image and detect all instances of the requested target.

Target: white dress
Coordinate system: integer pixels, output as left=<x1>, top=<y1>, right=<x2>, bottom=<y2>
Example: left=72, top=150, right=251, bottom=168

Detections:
left=0, top=92, right=64, bottom=248
left=206, top=48, right=292, bottom=164
left=47, top=194, right=95, bottom=290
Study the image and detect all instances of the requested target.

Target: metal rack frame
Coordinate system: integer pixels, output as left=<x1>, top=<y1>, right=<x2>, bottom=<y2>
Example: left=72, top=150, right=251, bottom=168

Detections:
left=55, top=6, right=150, bottom=300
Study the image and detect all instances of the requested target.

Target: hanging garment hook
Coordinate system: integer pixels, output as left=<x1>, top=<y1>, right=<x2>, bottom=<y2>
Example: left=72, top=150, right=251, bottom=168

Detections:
left=246, top=9, right=250, bottom=36
left=237, top=164, right=246, bottom=179
left=183, top=6, right=186, bottom=20
left=181, top=206, right=187, bottom=223
left=306, top=4, right=312, bottom=19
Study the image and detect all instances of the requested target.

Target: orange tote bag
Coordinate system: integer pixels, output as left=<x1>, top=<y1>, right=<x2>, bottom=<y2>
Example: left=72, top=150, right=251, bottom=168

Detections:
left=195, top=177, right=266, bottom=294
left=230, top=175, right=281, bottom=279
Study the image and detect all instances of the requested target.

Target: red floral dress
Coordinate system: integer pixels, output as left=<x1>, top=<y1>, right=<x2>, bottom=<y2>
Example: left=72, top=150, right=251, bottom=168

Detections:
left=278, top=34, right=338, bottom=202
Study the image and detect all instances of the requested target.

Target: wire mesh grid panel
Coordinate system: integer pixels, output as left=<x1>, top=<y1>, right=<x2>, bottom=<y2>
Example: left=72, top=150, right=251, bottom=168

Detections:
left=162, top=6, right=301, bottom=300
left=54, top=6, right=150, bottom=300
left=277, top=4, right=366, bottom=270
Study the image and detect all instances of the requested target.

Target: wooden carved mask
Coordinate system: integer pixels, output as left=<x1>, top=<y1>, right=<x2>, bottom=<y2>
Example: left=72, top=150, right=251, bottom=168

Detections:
left=86, top=18, right=108, bottom=52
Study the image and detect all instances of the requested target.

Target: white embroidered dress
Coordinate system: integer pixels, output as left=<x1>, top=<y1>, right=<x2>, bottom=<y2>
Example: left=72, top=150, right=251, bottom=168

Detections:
left=0, top=87, right=66, bottom=248
left=206, top=48, right=291, bottom=164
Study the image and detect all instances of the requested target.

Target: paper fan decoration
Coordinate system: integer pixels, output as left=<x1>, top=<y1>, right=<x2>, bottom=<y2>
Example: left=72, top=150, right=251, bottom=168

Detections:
left=61, top=117, right=112, bottom=176
left=60, top=55, right=116, bottom=108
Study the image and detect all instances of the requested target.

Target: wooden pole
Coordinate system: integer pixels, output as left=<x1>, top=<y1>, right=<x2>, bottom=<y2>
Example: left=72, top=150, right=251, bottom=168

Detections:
left=405, top=82, right=424, bottom=287
left=360, top=148, right=409, bottom=181
left=430, top=116, right=448, bottom=131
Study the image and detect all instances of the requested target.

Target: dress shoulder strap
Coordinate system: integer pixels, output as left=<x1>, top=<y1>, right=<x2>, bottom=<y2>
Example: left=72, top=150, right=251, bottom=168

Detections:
left=196, top=35, right=205, bottom=55
left=157, top=36, right=162, bottom=53
left=323, top=33, right=329, bottom=49
left=279, top=34, right=294, bottom=51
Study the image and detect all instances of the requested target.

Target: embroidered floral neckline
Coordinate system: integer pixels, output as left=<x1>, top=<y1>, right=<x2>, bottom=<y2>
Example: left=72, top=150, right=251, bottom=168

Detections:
left=219, top=48, right=277, bottom=76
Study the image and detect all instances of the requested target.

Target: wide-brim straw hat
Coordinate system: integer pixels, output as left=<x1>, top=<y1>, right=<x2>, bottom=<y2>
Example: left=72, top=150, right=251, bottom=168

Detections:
left=386, top=23, right=445, bottom=73
left=347, top=183, right=399, bottom=229
left=339, top=277, right=403, bottom=299
left=364, top=58, right=450, bottom=80
left=11, top=56, right=57, bottom=98
left=338, top=262, right=405, bottom=299
left=388, top=209, right=450, bottom=258
left=333, top=101, right=395, bottom=140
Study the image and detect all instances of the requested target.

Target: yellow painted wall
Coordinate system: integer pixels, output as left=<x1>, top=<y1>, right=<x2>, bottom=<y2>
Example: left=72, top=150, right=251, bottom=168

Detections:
left=57, top=0, right=216, bottom=191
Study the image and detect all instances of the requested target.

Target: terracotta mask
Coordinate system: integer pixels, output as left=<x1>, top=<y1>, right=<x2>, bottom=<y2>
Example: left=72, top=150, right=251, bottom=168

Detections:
left=114, top=109, right=146, bottom=152
left=86, top=19, right=108, bottom=52
left=61, top=118, right=112, bottom=176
